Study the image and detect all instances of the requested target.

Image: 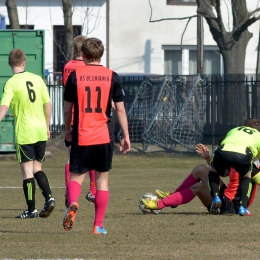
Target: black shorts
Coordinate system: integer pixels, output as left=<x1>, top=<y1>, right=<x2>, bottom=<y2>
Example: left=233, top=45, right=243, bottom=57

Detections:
left=211, top=145, right=253, bottom=178
left=206, top=194, right=237, bottom=214
left=65, top=126, right=73, bottom=147
left=69, top=141, right=114, bottom=173
left=64, top=139, right=72, bottom=147
left=16, top=141, right=46, bottom=163
left=219, top=195, right=237, bottom=215
left=252, top=163, right=259, bottom=177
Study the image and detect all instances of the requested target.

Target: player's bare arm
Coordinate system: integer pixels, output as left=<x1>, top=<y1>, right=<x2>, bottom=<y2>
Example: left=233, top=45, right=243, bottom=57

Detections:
left=44, top=101, right=52, bottom=139
left=114, top=101, right=131, bottom=154
left=196, top=143, right=227, bottom=188
left=196, top=143, right=211, bottom=165
left=0, top=105, right=9, bottom=122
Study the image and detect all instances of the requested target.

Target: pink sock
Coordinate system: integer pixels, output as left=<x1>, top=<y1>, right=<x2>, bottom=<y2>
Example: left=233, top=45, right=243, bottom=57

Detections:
left=158, top=188, right=195, bottom=209
left=65, top=164, right=70, bottom=187
left=174, top=173, right=198, bottom=193
left=94, top=190, right=109, bottom=228
left=89, top=170, right=96, bottom=196
left=67, top=181, right=81, bottom=205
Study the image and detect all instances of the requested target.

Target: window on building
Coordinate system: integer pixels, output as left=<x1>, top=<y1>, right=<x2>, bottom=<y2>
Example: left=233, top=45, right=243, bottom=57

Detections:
left=164, top=50, right=182, bottom=75
left=163, top=47, right=221, bottom=75
left=167, top=0, right=196, bottom=5
left=6, top=25, right=34, bottom=29
left=53, top=25, right=82, bottom=73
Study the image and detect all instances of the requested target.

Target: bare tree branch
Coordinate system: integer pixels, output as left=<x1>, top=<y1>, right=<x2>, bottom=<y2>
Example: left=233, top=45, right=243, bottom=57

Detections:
left=223, top=0, right=231, bottom=32
left=148, top=0, right=197, bottom=22
left=196, top=0, right=221, bottom=34
left=80, top=2, right=101, bottom=35
left=197, top=0, right=216, bottom=18
left=180, top=18, right=193, bottom=50
left=47, top=0, right=68, bottom=63
left=232, top=0, right=249, bottom=28
left=248, top=7, right=260, bottom=17
left=233, top=16, right=259, bottom=39
left=215, top=0, right=225, bottom=34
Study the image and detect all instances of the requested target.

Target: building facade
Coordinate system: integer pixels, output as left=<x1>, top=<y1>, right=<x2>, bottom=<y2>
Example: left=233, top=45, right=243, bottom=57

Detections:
left=0, top=0, right=259, bottom=75
left=0, top=0, right=107, bottom=74
left=108, top=0, right=259, bottom=75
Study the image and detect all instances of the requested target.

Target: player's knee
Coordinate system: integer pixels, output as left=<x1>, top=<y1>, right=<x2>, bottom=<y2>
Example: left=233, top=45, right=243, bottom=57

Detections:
left=192, top=164, right=208, bottom=179
left=190, top=182, right=207, bottom=195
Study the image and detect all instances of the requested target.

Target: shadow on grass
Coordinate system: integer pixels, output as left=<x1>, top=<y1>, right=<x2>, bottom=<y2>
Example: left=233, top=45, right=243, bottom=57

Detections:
left=0, top=208, right=22, bottom=212
left=134, top=212, right=236, bottom=217
left=130, top=212, right=210, bottom=216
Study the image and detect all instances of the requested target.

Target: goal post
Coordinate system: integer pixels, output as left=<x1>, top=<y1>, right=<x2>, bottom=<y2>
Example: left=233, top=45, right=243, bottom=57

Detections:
left=118, top=74, right=207, bottom=152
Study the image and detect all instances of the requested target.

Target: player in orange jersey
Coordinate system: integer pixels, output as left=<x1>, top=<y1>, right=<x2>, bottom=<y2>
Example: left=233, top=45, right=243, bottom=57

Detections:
left=62, top=35, right=96, bottom=207
left=63, top=37, right=130, bottom=234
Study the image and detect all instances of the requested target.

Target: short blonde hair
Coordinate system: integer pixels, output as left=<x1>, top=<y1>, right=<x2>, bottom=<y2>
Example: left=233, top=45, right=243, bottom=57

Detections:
left=74, top=35, right=87, bottom=56
left=8, top=48, right=26, bottom=67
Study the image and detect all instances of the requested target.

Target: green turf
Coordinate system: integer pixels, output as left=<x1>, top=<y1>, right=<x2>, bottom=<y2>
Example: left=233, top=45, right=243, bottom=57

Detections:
left=0, top=142, right=259, bottom=259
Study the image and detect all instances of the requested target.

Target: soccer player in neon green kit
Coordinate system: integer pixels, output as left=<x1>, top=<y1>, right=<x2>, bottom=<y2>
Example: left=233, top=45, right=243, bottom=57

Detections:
left=0, top=48, right=55, bottom=218
left=208, top=118, right=260, bottom=215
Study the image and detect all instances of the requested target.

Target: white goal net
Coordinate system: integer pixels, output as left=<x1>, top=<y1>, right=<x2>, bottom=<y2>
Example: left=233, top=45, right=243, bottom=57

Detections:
left=118, top=75, right=207, bottom=152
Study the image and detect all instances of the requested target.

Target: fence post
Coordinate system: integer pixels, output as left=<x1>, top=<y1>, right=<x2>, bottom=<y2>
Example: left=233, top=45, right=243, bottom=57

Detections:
left=211, top=76, right=216, bottom=154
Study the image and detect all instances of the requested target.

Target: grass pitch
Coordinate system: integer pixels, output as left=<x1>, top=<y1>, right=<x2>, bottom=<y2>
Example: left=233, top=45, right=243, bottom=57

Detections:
left=0, top=141, right=259, bottom=260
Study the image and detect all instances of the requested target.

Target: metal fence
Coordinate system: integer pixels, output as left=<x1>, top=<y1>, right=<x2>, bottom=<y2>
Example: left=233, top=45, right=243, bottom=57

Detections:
left=46, top=73, right=260, bottom=150
left=45, top=72, right=64, bottom=138
left=201, top=74, right=260, bottom=146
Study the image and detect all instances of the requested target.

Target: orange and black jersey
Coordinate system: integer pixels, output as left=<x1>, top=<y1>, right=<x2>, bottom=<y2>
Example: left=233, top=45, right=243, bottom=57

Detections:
left=62, top=59, right=86, bottom=125
left=62, top=59, right=85, bottom=87
left=64, top=64, right=125, bottom=146
left=224, top=167, right=257, bottom=209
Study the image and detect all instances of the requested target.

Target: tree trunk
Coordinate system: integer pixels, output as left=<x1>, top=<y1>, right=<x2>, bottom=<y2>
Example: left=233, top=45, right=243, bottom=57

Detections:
left=201, top=4, right=252, bottom=125
left=62, top=0, right=73, bottom=62
left=220, top=31, right=250, bottom=75
left=217, top=31, right=251, bottom=125
left=5, top=0, right=20, bottom=29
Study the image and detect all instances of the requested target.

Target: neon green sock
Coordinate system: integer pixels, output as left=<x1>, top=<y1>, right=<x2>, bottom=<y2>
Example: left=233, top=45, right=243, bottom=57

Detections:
left=252, top=171, right=260, bottom=185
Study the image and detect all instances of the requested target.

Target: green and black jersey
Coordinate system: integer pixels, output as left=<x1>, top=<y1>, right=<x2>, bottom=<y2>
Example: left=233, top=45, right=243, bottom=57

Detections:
left=221, top=126, right=260, bottom=158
